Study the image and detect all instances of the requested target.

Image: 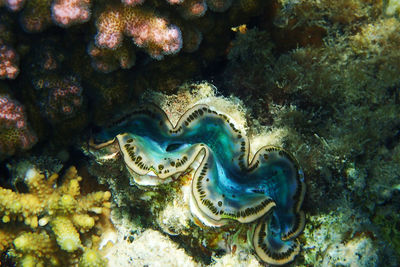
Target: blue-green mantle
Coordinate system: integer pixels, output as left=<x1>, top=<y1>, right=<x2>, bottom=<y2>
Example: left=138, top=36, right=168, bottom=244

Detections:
left=90, top=104, right=305, bottom=265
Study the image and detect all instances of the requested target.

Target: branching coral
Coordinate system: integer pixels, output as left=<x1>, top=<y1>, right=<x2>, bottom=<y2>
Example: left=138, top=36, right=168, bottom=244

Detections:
left=0, top=166, right=111, bottom=266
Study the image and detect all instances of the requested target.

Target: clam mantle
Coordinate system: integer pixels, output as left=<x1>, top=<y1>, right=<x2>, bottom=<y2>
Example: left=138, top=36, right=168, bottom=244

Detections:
left=90, top=104, right=306, bottom=265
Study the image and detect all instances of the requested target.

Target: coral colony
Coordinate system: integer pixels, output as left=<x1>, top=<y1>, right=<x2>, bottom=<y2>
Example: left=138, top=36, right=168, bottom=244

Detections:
left=0, top=95, right=37, bottom=159
left=34, top=75, right=84, bottom=123
left=0, top=0, right=237, bottom=73
left=90, top=104, right=306, bottom=265
left=1, top=0, right=400, bottom=266
left=0, top=166, right=110, bottom=266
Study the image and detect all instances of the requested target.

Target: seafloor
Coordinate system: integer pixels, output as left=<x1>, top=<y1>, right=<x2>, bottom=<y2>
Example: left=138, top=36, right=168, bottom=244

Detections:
left=0, top=0, right=399, bottom=266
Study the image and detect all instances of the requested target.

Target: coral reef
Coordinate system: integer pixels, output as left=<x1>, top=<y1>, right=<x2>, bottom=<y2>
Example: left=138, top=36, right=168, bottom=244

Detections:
left=0, top=0, right=266, bottom=152
left=89, top=0, right=238, bottom=71
left=0, top=0, right=263, bottom=73
left=0, top=0, right=399, bottom=265
left=0, top=94, right=37, bottom=159
left=220, top=0, right=400, bottom=265
left=0, top=165, right=111, bottom=266
left=88, top=84, right=305, bottom=265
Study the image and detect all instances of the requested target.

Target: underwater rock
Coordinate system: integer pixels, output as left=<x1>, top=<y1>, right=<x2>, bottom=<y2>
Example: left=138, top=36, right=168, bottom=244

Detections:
left=90, top=102, right=305, bottom=265
left=322, top=234, right=378, bottom=267
left=105, top=228, right=198, bottom=266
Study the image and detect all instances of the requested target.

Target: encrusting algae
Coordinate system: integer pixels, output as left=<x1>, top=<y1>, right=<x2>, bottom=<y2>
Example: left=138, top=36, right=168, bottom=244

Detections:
left=0, top=166, right=111, bottom=266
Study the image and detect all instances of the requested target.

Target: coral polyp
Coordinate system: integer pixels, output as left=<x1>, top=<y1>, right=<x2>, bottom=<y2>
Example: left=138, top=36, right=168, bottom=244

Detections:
left=90, top=103, right=305, bottom=265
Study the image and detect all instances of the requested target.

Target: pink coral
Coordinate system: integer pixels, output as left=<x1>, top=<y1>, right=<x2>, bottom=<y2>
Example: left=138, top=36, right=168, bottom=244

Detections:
left=121, top=0, right=145, bottom=6
left=95, top=7, right=182, bottom=60
left=166, top=0, right=184, bottom=4
left=88, top=41, right=136, bottom=73
left=95, top=8, right=124, bottom=50
left=51, top=0, right=91, bottom=27
left=180, top=0, right=207, bottom=19
left=20, top=0, right=52, bottom=33
left=2, top=0, right=235, bottom=73
left=0, top=95, right=37, bottom=157
left=34, top=76, right=84, bottom=122
left=124, top=9, right=182, bottom=59
left=0, top=0, right=26, bottom=11
left=37, top=46, right=64, bottom=71
left=0, top=43, right=19, bottom=79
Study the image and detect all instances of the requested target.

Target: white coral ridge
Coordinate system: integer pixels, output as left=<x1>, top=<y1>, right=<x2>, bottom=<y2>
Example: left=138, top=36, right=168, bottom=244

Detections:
left=105, top=229, right=197, bottom=266
left=322, top=235, right=378, bottom=266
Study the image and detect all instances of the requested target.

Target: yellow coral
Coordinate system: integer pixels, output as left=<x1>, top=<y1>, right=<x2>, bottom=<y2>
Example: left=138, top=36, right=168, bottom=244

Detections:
left=79, top=248, right=107, bottom=267
left=51, top=216, right=81, bottom=252
left=0, top=166, right=112, bottom=266
left=13, top=232, right=57, bottom=257
left=10, top=231, right=61, bottom=267
left=0, top=186, right=42, bottom=228
left=72, top=214, right=95, bottom=233
left=0, top=226, right=17, bottom=251
left=19, top=254, right=39, bottom=267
